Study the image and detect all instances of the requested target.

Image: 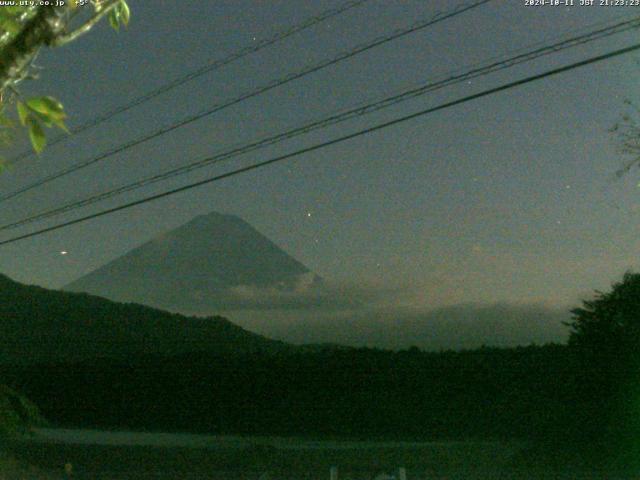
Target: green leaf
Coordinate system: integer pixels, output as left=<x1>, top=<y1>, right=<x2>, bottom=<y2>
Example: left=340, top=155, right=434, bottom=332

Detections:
left=108, top=8, right=120, bottom=30
left=32, top=112, right=53, bottom=128
left=107, top=1, right=130, bottom=31
left=26, top=96, right=65, bottom=117
left=24, top=96, right=67, bottom=130
left=119, top=1, right=130, bottom=26
left=16, top=101, right=29, bottom=126
left=26, top=117, right=46, bottom=154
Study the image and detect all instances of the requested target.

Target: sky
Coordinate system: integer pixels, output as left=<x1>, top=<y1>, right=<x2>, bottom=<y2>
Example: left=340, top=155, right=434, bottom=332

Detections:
left=0, top=0, right=639, bottom=317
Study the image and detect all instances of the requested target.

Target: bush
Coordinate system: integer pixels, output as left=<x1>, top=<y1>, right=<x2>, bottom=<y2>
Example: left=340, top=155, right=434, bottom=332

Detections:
left=0, top=384, right=46, bottom=436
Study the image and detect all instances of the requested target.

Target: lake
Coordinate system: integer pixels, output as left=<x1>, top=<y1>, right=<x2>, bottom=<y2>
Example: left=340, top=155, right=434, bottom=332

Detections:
left=30, top=428, right=477, bottom=450
left=9, top=430, right=601, bottom=480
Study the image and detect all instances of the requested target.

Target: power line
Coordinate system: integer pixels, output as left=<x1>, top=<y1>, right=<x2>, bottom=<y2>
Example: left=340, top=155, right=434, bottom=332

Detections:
left=2, top=41, right=639, bottom=247
left=3, top=15, right=639, bottom=232
left=0, top=0, right=492, bottom=204
left=7, top=0, right=373, bottom=165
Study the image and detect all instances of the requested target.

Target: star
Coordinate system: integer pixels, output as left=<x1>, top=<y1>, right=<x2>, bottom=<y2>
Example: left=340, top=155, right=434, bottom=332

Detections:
left=306, top=212, right=312, bottom=217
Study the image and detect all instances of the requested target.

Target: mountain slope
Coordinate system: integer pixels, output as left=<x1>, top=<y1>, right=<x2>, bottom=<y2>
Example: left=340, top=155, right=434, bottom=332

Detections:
left=0, top=274, right=288, bottom=365
left=64, top=211, right=321, bottom=312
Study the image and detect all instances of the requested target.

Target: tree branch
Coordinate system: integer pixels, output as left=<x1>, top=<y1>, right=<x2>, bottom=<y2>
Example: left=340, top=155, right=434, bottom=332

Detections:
left=0, top=6, right=68, bottom=94
left=51, top=0, right=121, bottom=47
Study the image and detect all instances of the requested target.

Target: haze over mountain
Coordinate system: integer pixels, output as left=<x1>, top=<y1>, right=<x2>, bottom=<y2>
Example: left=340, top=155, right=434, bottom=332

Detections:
left=64, top=211, right=324, bottom=312
left=61, top=211, right=571, bottom=350
left=234, top=303, right=571, bottom=351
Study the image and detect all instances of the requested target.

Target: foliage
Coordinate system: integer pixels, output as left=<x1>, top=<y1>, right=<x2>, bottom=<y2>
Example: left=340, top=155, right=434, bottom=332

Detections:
left=108, top=0, right=130, bottom=31
left=2, top=345, right=575, bottom=440
left=0, top=273, right=287, bottom=365
left=563, top=272, right=640, bottom=468
left=611, top=100, right=640, bottom=181
left=0, top=384, right=46, bottom=436
left=0, top=272, right=574, bottom=442
left=0, top=6, right=39, bottom=49
left=567, top=271, right=640, bottom=355
left=16, top=96, right=68, bottom=154
left=0, top=0, right=131, bottom=162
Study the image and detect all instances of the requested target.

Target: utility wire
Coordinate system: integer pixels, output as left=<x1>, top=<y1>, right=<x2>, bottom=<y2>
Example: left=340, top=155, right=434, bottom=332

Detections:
left=3, top=15, right=639, bottom=231
left=7, top=0, right=373, bottom=165
left=1, top=41, right=639, bottom=247
left=0, top=0, right=491, bottom=204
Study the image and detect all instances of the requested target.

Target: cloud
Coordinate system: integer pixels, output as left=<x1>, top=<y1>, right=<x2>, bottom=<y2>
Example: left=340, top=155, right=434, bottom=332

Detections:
left=177, top=278, right=572, bottom=351
left=192, top=276, right=406, bottom=312
left=229, top=302, right=572, bottom=351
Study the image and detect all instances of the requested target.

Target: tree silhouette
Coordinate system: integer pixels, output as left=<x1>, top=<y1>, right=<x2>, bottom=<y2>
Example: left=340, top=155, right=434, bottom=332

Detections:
left=565, top=271, right=640, bottom=467
left=568, top=271, right=640, bottom=365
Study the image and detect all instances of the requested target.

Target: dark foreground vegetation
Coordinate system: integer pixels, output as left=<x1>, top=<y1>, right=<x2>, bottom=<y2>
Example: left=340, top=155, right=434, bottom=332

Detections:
left=1, top=272, right=640, bottom=475
left=1, top=345, right=572, bottom=440
left=4, top=440, right=534, bottom=480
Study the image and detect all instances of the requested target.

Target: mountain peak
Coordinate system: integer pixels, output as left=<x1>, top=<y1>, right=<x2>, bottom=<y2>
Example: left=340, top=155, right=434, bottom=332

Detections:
left=64, top=212, right=321, bottom=313
left=189, top=211, right=241, bottom=223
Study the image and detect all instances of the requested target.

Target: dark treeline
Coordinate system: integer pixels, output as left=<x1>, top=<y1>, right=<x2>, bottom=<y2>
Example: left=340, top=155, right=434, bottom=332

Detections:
left=0, top=274, right=578, bottom=442
left=3, top=272, right=640, bottom=471
left=0, top=344, right=575, bottom=440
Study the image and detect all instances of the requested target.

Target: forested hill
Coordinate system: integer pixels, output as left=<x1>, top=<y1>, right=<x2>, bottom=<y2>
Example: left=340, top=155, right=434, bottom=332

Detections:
left=1, top=344, right=574, bottom=440
left=0, top=274, right=289, bottom=365
left=0, top=272, right=578, bottom=442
